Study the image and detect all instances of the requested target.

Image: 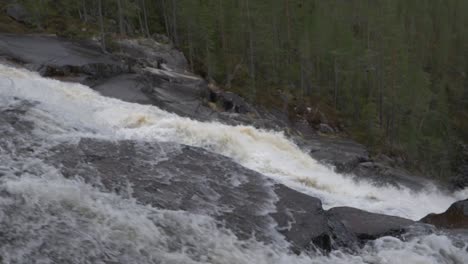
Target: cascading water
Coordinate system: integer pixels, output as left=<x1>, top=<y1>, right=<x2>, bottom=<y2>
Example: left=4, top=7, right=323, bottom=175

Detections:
left=0, top=63, right=467, bottom=263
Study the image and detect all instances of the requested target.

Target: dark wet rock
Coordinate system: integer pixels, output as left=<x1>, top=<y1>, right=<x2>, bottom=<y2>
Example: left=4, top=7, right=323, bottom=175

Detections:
left=0, top=33, right=126, bottom=81
left=291, top=119, right=317, bottom=138
left=421, top=199, right=468, bottom=229
left=43, top=138, right=278, bottom=244
left=45, top=137, right=361, bottom=252
left=152, top=33, right=171, bottom=44
left=318, top=123, right=335, bottom=134
left=0, top=34, right=215, bottom=121
left=0, top=34, right=97, bottom=67
left=211, top=106, right=291, bottom=133
left=208, top=89, right=257, bottom=115
left=353, top=161, right=431, bottom=190
left=5, top=3, right=31, bottom=24
left=140, top=68, right=215, bottom=119
left=450, top=167, right=468, bottom=190
left=271, top=185, right=358, bottom=253
left=328, top=207, right=414, bottom=242
left=117, top=38, right=189, bottom=71
left=449, top=144, right=468, bottom=190
left=36, top=63, right=126, bottom=80
left=307, top=136, right=370, bottom=173
left=305, top=136, right=432, bottom=190
left=92, top=74, right=154, bottom=105
left=0, top=98, right=36, bottom=142
left=0, top=99, right=46, bottom=167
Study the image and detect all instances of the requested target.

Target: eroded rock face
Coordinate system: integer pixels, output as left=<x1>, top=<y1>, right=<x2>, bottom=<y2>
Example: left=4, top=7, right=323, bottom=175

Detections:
left=421, top=199, right=468, bottom=229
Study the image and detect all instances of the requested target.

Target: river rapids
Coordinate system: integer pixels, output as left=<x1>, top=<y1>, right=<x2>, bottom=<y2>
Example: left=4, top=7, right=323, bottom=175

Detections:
left=0, top=63, right=467, bottom=263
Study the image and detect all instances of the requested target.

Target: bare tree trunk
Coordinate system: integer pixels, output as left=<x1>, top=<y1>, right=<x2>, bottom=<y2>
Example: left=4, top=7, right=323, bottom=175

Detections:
left=285, top=0, right=292, bottom=65
left=225, top=59, right=244, bottom=89
left=218, top=0, right=228, bottom=81
left=82, top=0, right=88, bottom=22
left=141, top=0, right=150, bottom=37
left=98, top=0, right=106, bottom=53
left=378, top=58, right=383, bottom=128
left=205, top=36, right=211, bottom=79
left=172, top=0, right=178, bottom=46
left=137, top=8, right=144, bottom=35
left=117, top=0, right=125, bottom=36
left=245, top=0, right=256, bottom=99
left=161, top=0, right=171, bottom=39
left=187, top=18, right=194, bottom=72
left=300, top=59, right=305, bottom=98
left=334, top=57, right=338, bottom=109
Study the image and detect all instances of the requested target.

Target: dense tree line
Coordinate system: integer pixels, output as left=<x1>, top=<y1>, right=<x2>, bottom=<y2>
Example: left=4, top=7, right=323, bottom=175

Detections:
left=15, top=0, right=468, bottom=179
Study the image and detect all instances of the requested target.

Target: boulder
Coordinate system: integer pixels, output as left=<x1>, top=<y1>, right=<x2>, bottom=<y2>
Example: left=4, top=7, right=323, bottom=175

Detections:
left=306, top=135, right=432, bottom=190
left=318, top=123, right=335, bottom=134
left=449, top=143, right=468, bottom=190
left=327, top=207, right=414, bottom=242
left=91, top=74, right=154, bottom=105
left=6, top=3, right=31, bottom=24
left=0, top=34, right=215, bottom=121
left=421, top=199, right=468, bottom=229
left=0, top=34, right=83, bottom=66
left=141, top=68, right=214, bottom=120
left=307, top=136, right=370, bottom=173
left=208, top=89, right=257, bottom=115
left=117, top=38, right=189, bottom=71
left=353, top=161, right=432, bottom=190
left=271, top=185, right=358, bottom=253
left=0, top=33, right=127, bottom=81
left=449, top=165, right=468, bottom=190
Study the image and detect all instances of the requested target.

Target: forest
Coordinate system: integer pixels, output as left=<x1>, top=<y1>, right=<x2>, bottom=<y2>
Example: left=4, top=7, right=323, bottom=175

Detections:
left=7, top=0, right=468, bottom=181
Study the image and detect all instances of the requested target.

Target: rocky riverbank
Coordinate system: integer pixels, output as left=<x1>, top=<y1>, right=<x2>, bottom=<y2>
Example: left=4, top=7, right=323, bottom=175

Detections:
left=0, top=33, right=466, bottom=255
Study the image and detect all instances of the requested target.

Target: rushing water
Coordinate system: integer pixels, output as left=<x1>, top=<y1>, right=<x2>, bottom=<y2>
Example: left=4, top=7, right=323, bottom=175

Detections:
left=0, top=63, right=467, bottom=263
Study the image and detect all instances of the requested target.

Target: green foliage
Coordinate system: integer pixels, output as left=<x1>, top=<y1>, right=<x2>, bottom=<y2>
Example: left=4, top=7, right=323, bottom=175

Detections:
left=165, top=0, right=467, bottom=179
left=7, top=0, right=468, bottom=179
